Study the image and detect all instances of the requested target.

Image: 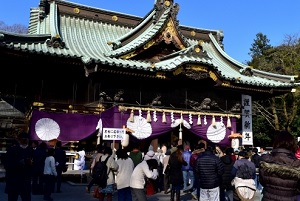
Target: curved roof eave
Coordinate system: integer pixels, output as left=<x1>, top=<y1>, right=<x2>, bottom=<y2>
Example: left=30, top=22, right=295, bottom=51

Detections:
left=105, top=7, right=171, bottom=58
left=205, top=34, right=299, bottom=88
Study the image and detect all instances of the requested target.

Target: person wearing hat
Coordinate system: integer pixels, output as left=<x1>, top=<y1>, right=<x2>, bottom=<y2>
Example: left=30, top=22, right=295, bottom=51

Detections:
left=4, top=131, right=34, bottom=201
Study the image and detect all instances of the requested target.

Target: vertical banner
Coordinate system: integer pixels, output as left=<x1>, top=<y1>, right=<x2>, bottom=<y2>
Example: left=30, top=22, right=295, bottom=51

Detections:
left=242, top=94, right=253, bottom=145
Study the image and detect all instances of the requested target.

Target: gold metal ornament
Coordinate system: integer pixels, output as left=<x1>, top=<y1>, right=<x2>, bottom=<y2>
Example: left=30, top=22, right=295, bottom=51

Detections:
left=112, top=15, right=118, bottom=21
left=164, top=1, right=171, bottom=7
left=73, top=8, right=80, bottom=14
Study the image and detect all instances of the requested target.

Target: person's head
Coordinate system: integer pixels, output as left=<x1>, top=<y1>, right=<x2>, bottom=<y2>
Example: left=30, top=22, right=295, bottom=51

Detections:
left=238, top=150, right=248, bottom=159
left=56, top=140, right=62, bottom=148
left=273, top=130, right=297, bottom=153
left=39, top=141, right=47, bottom=149
left=206, top=141, right=215, bottom=152
left=47, top=148, right=55, bottom=156
left=103, top=146, right=113, bottom=155
left=252, top=147, right=258, bottom=154
left=171, top=141, right=178, bottom=148
left=184, top=145, right=190, bottom=151
left=31, top=140, right=39, bottom=148
left=225, top=147, right=234, bottom=155
left=131, top=143, right=140, bottom=151
left=165, top=149, right=171, bottom=156
left=116, top=148, right=128, bottom=159
left=260, top=146, right=266, bottom=153
left=144, top=150, right=155, bottom=160
left=146, top=158, right=158, bottom=170
left=18, top=131, right=29, bottom=146
left=198, top=142, right=205, bottom=150
left=96, top=144, right=104, bottom=153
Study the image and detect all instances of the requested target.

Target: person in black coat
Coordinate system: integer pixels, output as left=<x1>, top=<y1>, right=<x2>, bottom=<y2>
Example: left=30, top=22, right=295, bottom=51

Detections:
left=4, top=132, right=34, bottom=201
left=54, top=140, right=66, bottom=193
left=168, top=145, right=187, bottom=201
left=194, top=142, right=224, bottom=201
left=220, top=147, right=234, bottom=201
left=31, top=140, right=47, bottom=195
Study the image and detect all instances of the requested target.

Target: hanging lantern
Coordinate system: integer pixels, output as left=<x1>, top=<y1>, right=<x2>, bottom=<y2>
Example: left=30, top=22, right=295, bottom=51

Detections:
left=211, top=115, right=216, bottom=127
left=121, top=133, right=129, bottom=147
left=162, top=112, right=167, bottom=123
left=180, top=113, right=183, bottom=124
left=227, top=116, right=232, bottom=128
left=197, top=114, right=201, bottom=125
left=129, top=110, right=134, bottom=122
left=179, top=124, right=183, bottom=140
left=147, top=110, right=152, bottom=123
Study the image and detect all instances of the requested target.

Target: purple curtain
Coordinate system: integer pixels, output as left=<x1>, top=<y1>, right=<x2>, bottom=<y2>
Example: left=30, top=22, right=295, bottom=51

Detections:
left=29, top=109, right=100, bottom=141
left=100, top=106, right=236, bottom=146
left=29, top=106, right=236, bottom=146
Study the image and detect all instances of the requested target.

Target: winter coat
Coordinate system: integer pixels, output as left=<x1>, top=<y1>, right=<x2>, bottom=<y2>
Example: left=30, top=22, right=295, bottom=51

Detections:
left=251, top=153, right=261, bottom=168
left=220, top=154, right=234, bottom=190
left=194, top=150, right=224, bottom=189
left=189, top=148, right=205, bottom=169
left=168, top=151, right=187, bottom=186
left=4, top=145, right=33, bottom=194
left=259, top=148, right=300, bottom=201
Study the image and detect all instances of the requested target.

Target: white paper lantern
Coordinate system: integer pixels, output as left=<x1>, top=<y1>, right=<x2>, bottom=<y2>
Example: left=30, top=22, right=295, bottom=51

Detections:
left=121, top=133, right=129, bottom=147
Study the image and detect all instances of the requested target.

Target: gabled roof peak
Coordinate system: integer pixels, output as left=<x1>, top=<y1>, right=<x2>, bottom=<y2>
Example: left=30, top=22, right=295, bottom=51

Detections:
left=153, top=0, right=179, bottom=24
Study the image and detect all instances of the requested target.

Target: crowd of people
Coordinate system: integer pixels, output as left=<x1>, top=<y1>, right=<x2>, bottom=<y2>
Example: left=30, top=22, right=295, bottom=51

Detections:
left=4, top=132, right=67, bottom=201
left=3, top=130, right=300, bottom=201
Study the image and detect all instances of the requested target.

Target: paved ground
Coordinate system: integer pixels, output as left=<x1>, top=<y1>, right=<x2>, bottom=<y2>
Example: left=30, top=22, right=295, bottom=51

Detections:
left=0, top=180, right=262, bottom=201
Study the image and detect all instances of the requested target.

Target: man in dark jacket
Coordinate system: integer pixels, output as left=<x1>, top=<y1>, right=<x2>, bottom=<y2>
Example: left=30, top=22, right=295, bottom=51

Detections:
left=251, top=147, right=262, bottom=191
left=54, top=140, right=66, bottom=193
left=220, top=147, right=234, bottom=201
left=195, top=142, right=224, bottom=201
left=4, top=132, right=34, bottom=201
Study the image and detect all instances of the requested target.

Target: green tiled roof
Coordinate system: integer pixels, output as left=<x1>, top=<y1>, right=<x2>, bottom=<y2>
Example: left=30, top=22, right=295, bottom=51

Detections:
left=0, top=0, right=299, bottom=89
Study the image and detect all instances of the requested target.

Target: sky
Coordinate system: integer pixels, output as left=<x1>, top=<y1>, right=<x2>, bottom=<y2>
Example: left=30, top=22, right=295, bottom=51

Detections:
left=1, top=0, right=300, bottom=63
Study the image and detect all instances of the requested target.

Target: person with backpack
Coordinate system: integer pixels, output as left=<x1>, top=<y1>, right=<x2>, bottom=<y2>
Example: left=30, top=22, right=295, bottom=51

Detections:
left=94, top=146, right=119, bottom=201
left=231, top=150, right=256, bottom=201
left=86, top=144, right=103, bottom=193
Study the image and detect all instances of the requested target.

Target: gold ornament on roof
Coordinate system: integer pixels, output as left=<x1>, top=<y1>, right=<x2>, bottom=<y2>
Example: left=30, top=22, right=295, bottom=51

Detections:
left=164, top=1, right=171, bottom=7
left=198, top=40, right=204, bottom=45
left=191, top=31, right=196, bottom=36
left=112, top=15, right=118, bottom=21
left=195, top=47, right=200, bottom=53
left=73, top=8, right=80, bottom=14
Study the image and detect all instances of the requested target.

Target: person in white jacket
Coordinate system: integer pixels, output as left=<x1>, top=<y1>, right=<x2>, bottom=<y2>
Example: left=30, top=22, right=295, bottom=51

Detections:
left=43, top=148, right=57, bottom=201
left=115, top=148, right=134, bottom=201
left=130, top=158, right=158, bottom=201
left=73, top=149, right=85, bottom=171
